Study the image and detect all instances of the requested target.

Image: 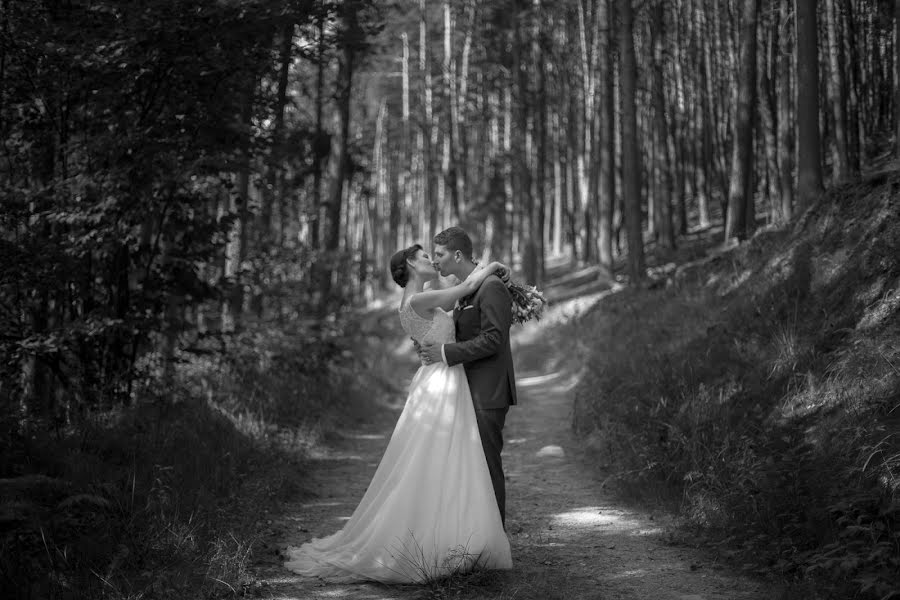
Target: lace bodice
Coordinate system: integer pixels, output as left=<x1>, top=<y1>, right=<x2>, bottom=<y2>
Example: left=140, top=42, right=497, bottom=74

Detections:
left=399, top=301, right=456, bottom=346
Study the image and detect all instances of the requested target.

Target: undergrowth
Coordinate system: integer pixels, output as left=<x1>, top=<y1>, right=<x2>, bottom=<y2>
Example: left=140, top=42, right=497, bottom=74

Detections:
left=574, top=173, right=900, bottom=599
left=0, top=315, right=380, bottom=599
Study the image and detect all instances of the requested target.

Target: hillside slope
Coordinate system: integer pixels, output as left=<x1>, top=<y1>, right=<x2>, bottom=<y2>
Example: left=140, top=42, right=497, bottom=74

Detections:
left=572, top=171, right=900, bottom=599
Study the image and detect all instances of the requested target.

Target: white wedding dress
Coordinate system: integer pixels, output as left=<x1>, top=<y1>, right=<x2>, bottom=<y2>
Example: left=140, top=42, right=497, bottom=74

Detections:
left=283, top=302, right=512, bottom=583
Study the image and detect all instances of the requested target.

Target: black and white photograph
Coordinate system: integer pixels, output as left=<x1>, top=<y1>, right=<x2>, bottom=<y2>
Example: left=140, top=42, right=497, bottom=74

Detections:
left=1, top=0, right=899, bottom=599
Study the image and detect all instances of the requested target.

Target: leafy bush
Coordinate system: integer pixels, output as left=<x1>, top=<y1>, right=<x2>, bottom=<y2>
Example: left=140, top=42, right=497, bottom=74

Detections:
left=573, top=179, right=900, bottom=598
left=0, top=313, right=364, bottom=599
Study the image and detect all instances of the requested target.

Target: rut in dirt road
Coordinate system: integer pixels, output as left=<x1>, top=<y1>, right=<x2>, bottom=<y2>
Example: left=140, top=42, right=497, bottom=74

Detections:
left=256, top=299, right=778, bottom=600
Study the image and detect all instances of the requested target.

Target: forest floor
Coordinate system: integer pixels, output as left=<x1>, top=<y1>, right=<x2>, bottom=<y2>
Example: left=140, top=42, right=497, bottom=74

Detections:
left=249, top=279, right=781, bottom=600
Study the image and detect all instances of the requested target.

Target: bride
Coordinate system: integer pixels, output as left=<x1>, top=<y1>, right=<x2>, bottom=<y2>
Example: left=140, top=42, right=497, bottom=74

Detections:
left=283, top=243, right=513, bottom=583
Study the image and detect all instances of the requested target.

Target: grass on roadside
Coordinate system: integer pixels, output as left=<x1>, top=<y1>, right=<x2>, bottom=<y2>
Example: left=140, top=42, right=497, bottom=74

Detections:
left=573, top=175, right=900, bottom=599
left=0, top=315, right=382, bottom=599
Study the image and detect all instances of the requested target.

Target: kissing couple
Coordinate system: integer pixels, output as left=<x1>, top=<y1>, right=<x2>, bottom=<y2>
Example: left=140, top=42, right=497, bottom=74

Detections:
left=285, top=225, right=537, bottom=583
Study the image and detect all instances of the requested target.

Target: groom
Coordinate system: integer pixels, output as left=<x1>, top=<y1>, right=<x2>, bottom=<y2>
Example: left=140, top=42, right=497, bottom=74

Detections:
left=420, top=226, right=518, bottom=527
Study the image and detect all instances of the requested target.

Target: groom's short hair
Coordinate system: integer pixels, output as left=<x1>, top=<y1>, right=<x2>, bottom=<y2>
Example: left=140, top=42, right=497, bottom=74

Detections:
left=433, top=226, right=473, bottom=259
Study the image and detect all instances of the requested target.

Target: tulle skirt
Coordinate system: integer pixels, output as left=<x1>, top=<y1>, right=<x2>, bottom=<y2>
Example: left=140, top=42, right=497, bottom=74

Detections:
left=284, top=362, right=511, bottom=583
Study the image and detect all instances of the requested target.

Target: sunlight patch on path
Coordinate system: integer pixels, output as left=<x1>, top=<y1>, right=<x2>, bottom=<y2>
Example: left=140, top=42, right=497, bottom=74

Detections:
left=537, top=282, right=626, bottom=325
left=516, top=369, right=585, bottom=392
left=343, top=433, right=387, bottom=441
left=551, top=506, right=629, bottom=528
left=536, top=445, right=565, bottom=458
left=517, top=371, right=566, bottom=386
left=312, top=453, right=366, bottom=461
left=516, top=368, right=584, bottom=394
left=632, top=527, right=665, bottom=536
left=263, top=578, right=396, bottom=600
left=609, top=568, right=649, bottom=579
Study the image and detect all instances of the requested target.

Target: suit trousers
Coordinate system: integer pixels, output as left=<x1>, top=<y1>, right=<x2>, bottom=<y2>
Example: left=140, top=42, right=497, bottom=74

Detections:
left=474, top=407, right=509, bottom=527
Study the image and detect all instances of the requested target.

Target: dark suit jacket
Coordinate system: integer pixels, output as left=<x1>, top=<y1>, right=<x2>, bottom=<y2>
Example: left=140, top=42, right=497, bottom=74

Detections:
left=443, top=275, right=517, bottom=409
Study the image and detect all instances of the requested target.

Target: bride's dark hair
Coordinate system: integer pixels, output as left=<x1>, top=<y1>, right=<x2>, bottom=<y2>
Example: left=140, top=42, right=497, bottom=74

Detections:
left=389, top=244, right=423, bottom=288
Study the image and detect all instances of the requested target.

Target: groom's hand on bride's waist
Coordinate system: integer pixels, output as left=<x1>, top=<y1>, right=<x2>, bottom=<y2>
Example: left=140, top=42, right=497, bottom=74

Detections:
left=419, top=343, right=444, bottom=366
left=412, top=339, right=433, bottom=363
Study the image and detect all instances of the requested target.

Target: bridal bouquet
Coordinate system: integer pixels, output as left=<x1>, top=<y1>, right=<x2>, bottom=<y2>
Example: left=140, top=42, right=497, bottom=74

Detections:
left=496, top=267, right=546, bottom=324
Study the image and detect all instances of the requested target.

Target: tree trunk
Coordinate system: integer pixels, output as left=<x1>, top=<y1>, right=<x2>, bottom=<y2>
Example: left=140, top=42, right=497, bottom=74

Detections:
left=795, top=0, right=824, bottom=211
left=778, top=0, right=795, bottom=222
left=709, top=1, right=730, bottom=219
left=650, top=1, right=675, bottom=250
left=443, top=1, right=462, bottom=220
left=841, top=0, right=861, bottom=173
left=725, top=0, right=760, bottom=242
left=576, top=0, right=595, bottom=265
left=534, top=0, right=547, bottom=284
left=670, top=3, right=688, bottom=236
left=311, top=12, right=327, bottom=248
left=262, top=24, right=292, bottom=247
left=223, top=84, right=253, bottom=332
left=696, top=0, right=712, bottom=228
left=597, top=0, right=615, bottom=278
left=895, top=0, right=900, bottom=157
left=457, top=0, right=476, bottom=220
left=565, top=74, right=579, bottom=262
left=700, top=5, right=721, bottom=227
left=421, top=0, right=437, bottom=240
left=255, top=23, right=294, bottom=318
left=514, top=7, right=538, bottom=283
left=398, top=31, right=410, bottom=252
left=619, top=0, right=645, bottom=282
left=761, top=19, right=780, bottom=224
left=825, top=0, right=850, bottom=181
left=552, top=111, right=563, bottom=256
left=320, top=7, right=358, bottom=313
left=325, top=79, right=352, bottom=256
left=372, top=100, right=387, bottom=287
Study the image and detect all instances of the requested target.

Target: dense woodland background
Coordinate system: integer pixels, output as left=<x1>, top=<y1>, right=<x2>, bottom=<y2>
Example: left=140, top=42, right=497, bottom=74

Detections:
left=2, top=0, right=900, bottom=598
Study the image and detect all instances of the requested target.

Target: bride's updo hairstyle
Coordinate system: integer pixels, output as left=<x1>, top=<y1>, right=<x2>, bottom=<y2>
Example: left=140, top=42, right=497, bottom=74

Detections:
left=389, top=244, right=423, bottom=288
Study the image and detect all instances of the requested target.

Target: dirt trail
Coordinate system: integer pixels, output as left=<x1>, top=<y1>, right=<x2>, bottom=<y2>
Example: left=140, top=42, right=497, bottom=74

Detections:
left=253, top=295, right=778, bottom=600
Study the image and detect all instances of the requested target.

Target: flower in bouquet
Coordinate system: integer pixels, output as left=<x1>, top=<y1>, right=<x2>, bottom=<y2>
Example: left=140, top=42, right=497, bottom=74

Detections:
left=475, top=262, right=546, bottom=324
left=505, top=278, right=547, bottom=324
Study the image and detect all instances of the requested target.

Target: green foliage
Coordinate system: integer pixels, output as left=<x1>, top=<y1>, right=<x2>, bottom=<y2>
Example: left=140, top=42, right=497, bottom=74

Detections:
left=574, top=178, right=900, bottom=598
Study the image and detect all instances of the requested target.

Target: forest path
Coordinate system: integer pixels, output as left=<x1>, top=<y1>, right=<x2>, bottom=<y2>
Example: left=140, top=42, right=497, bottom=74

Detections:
left=252, top=288, right=777, bottom=600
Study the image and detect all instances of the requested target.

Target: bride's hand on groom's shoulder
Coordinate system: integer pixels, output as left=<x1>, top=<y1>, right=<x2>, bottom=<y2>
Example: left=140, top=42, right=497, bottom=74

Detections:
left=485, top=261, right=510, bottom=284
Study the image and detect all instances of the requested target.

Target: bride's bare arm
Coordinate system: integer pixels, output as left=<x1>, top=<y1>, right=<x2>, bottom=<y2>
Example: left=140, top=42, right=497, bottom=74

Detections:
left=410, top=262, right=506, bottom=315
